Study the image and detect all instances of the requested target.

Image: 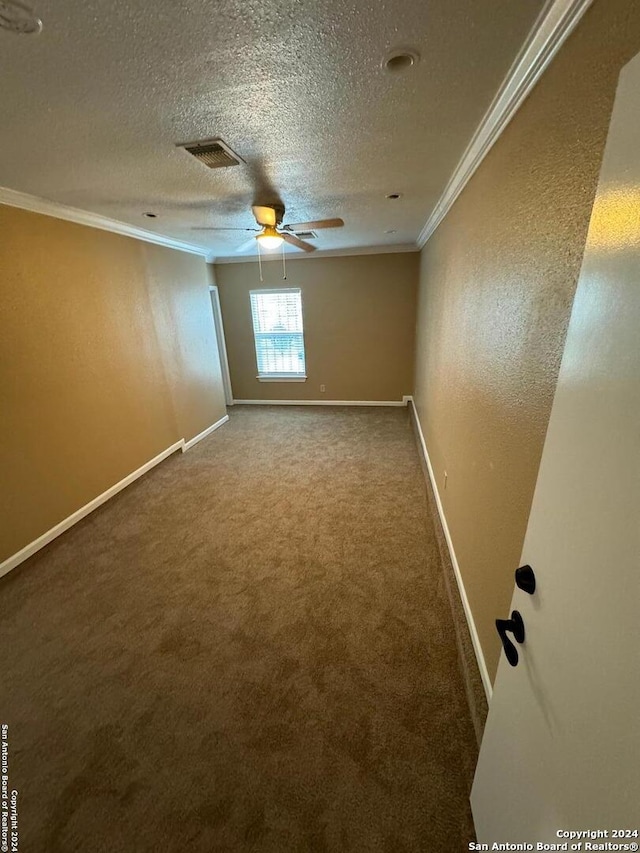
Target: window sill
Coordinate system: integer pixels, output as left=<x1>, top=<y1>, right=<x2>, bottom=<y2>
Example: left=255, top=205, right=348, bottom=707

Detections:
left=257, top=375, right=307, bottom=383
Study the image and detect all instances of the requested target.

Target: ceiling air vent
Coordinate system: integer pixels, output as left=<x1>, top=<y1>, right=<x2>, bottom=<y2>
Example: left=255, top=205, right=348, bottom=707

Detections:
left=294, top=231, right=317, bottom=240
left=0, top=0, right=42, bottom=33
left=176, top=137, right=243, bottom=169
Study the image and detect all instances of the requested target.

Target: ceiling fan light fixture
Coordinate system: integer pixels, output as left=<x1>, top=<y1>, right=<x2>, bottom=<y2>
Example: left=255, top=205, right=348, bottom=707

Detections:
left=256, top=226, right=284, bottom=250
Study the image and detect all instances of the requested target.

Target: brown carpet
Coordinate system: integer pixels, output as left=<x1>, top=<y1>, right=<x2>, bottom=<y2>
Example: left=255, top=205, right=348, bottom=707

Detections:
left=0, top=405, right=477, bottom=852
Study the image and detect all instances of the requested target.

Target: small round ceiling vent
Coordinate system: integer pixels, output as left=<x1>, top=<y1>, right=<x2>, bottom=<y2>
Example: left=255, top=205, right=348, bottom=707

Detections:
left=382, top=48, right=420, bottom=73
left=0, top=0, right=42, bottom=34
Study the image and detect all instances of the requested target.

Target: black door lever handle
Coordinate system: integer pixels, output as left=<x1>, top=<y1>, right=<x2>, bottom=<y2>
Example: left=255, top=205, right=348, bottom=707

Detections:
left=496, top=610, right=525, bottom=667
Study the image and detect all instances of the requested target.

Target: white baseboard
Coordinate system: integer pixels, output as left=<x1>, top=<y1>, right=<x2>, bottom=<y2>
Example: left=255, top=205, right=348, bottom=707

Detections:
left=182, top=414, right=229, bottom=451
left=233, top=399, right=409, bottom=407
left=0, top=440, right=182, bottom=580
left=407, top=397, right=493, bottom=701
left=0, top=415, right=230, bottom=580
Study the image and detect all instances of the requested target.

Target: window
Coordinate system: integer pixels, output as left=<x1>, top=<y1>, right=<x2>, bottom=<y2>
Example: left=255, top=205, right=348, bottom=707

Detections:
left=250, top=289, right=306, bottom=381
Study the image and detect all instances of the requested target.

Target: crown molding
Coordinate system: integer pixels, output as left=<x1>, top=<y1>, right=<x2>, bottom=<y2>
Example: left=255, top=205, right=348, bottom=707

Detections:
left=2, top=0, right=593, bottom=267
left=213, top=242, right=418, bottom=264
left=0, top=185, right=415, bottom=263
left=417, top=0, right=595, bottom=248
left=0, top=185, right=213, bottom=260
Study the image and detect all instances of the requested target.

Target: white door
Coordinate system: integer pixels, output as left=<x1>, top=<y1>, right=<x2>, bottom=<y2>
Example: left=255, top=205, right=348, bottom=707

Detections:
left=209, top=285, right=234, bottom=406
left=471, top=52, right=640, bottom=843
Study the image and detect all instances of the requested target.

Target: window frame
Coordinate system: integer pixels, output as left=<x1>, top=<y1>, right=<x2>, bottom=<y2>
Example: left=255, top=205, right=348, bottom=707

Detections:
left=249, top=287, right=307, bottom=382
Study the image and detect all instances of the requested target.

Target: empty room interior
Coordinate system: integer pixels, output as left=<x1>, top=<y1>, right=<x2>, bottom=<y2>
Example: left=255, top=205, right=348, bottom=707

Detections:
left=1, top=0, right=638, bottom=850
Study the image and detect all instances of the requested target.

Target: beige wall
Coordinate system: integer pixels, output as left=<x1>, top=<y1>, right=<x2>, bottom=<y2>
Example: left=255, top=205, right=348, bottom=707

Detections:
left=215, top=253, right=418, bottom=402
left=0, top=205, right=226, bottom=563
left=414, top=0, right=640, bottom=682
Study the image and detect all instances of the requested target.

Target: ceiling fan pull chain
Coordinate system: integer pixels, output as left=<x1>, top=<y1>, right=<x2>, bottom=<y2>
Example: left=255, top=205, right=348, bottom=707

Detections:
left=257, top=241, right=264, bottom=283
left=282, top=243, right=287, bottom=280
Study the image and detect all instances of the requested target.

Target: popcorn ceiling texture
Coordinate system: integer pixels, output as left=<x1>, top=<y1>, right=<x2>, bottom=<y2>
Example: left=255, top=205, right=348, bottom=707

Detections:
left=0, top=0, right=544, bottom=258
left=0, top=406, right=478, bottom=851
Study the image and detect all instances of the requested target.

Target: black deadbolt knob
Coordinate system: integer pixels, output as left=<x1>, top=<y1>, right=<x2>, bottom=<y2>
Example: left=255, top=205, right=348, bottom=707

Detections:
left=515, top=565, right=536, bottom=595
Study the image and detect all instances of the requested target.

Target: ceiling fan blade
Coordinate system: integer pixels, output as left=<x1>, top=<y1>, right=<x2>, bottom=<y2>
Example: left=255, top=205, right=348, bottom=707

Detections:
left=285, top=218, right=344, bottom=231
left=190, top=227, right=258, bottom=231
left=282, top=232, right=315, bottom=253
left=252, top=205, right=277, bottom=227
left=236, top=236, right=258, bottom=254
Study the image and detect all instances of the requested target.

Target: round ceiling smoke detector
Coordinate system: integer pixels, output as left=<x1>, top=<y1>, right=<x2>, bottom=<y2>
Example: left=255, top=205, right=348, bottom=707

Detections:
left=0, top=0, right=42, bottom=34
left=382, top=47, right=420, bottom=73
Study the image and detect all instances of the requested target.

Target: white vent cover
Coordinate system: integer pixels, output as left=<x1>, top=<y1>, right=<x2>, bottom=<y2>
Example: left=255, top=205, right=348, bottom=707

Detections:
left=294, top=231, right=317, bottom=240
left=176, top=137, right=243, bottom=169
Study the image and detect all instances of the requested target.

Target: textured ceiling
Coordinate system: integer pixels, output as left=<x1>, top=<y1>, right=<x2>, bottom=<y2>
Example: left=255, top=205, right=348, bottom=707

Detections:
left=0, top=0, right=545, bottom=260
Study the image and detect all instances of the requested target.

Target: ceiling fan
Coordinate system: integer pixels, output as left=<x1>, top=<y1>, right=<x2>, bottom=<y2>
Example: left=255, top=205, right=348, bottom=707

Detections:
left=192, top=204, right=344, bottom=253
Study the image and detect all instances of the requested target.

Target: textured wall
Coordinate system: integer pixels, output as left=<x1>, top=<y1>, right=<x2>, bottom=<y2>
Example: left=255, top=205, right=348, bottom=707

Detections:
left=413, top=0, right=640, bottom=681
left=0, top=205, right=226, bottom=563
left=144, top=245, right=226, bottom=441
left=215, top=253, right=418, bottom=402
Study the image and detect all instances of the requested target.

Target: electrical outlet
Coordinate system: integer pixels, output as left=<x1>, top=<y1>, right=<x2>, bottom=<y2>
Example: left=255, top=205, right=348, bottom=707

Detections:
left=444, top=471, right=448, bottom=490
left=320, top=384, right=326, bottom=393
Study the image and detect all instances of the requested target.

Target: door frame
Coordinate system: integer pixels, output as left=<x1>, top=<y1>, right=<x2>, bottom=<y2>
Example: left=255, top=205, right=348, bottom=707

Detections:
left=209, top=285, right=234, bottom=406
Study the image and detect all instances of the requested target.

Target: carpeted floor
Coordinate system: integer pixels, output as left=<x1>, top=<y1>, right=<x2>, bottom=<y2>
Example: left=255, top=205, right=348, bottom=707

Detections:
left=0, top=405, right=477, bottom=852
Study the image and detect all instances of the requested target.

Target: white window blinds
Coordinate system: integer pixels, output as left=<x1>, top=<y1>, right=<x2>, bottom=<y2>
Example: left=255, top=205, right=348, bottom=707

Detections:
left=250, top=289, right=306, bottom=377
